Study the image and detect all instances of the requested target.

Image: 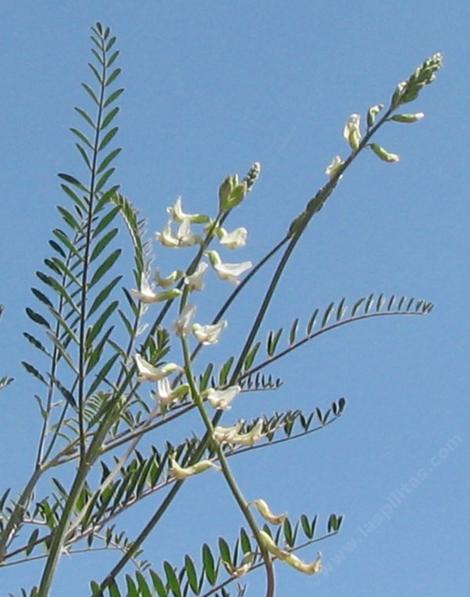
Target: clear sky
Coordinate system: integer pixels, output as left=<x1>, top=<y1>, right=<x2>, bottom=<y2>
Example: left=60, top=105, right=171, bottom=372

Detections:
left=0, top=1, right=468, bottom=595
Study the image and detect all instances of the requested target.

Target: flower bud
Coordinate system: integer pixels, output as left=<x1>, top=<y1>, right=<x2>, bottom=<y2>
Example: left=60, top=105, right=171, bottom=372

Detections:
left=343, top=114, right=362, bottom=151
left=242, top=161, right=261, bottom=192
left=370, top=143, right=400, bottom=163
left=325, top=155, right=345, bottom=180
left=367, top=104, right=384, bottom=128
left=390, top=112, right=424, bottom=123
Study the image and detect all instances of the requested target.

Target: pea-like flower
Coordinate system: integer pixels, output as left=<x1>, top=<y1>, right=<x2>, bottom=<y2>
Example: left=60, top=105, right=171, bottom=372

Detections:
left=185, top=262, right=208, bottom=291
left=259, top=530, right=290, bottom=560
left=219, top=227, right=248, bottom=249
left=205, top=385, right=241, bottom=410
left=206, top=250, right=252, bottom=284
left=229, top=419, right=265, bottom=446
left=284, top=552, right=322, bottom=575
left=156, top=218, right=201, bottom=248
left=325, top=155, right=345, bottom=180
left=135, top=354, right=183, bottom=382
left=131, top=273, right=182, bottom=303
left=169, top=455, right=220, bottom=480
left=343, top=113, right=362, bottom=151
left=155, top=269, right=183, bottom=288
left=155, top=378, right=189, bottom=407
left=167, top=197, right=208, bottom=224
left=213, top=421, right=245, bottom=444
left=250, top=498, right=287, bottom=525
left=174, top=303, right=197, bottom=337
left=192, top=320, right=227, bottom=345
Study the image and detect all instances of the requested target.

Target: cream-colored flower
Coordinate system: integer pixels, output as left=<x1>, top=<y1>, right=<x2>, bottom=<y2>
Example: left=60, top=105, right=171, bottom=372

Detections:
left=135, top=354, right=182, bottom=382
left=131, top=273, right=182, bottom=303
left=219, top=227, right=248, bottom=249
left=155, top=378, right=189, bottom=407
left=167, top=197, right=208, bottom=224
left=192, top=320, right=227, bottom=345
left=169, top=455, right=220, bottom=480
left=206, top=250, right=252, bottom=284
left=284, top=552, right=322, bottom=575
left=185, top=262, right=208, bottom=291
left=258, top=530, right=290, bottom=560
left=250, top=498, right=287, bottom=525
left=155, top=269, right=183, bottom=288
left=213, top=421, right=245, bottom=444
left=343, top=113, right=362, bottom=151
left=229, top=419, right=265, bottom=446
left=155, top=220, right=180, bottom=248
left=155, top=218, right=200, bottom=248
left=205, top=385, right=241, bottom=410
left=174, top=303, right=197, bottom=337
left=176, top=218, right=200, bottom=247
left=325, top=155, right=345, bottom=180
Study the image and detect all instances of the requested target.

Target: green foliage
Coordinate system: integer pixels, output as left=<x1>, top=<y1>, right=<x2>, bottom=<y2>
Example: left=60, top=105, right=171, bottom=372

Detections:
left=0, top=23, right=442, bottom=596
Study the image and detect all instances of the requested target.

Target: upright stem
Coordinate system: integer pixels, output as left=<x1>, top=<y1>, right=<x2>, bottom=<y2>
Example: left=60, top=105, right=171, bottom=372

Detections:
left=77, top=36, right=108, bottom=464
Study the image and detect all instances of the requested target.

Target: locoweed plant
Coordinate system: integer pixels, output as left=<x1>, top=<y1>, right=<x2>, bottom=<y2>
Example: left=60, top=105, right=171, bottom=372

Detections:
left=0, top=23, right=442, bottom=596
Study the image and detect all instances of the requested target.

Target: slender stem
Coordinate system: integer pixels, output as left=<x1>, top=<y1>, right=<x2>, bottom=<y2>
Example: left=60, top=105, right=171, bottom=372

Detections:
left=97, top=104, right=396, bottom=588
left=180, top=337, right=275, bottom=597
left=37, top=30, right=110, bottom=594
left=0, top=468, right=42, bottom=560
left=77, top=36, right=108, bottom=464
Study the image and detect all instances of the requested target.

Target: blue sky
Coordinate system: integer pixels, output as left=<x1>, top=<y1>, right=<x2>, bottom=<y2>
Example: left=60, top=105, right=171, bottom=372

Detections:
left=0, top=1, right=468, bottom=595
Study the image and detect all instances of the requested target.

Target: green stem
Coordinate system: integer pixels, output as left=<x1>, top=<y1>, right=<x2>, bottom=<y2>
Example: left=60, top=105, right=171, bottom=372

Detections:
left=180, top=337, right=276, bottom=597
left=37, top=461, right=91, bottom=595
left=98, top=104, right=395, bottom=588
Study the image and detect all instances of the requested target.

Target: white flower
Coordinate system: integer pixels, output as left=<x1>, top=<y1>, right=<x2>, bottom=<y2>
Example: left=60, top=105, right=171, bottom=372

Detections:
left=192, top=320, right=227, bottom=345
left=155, top=220, right=180, bottom=248
left=155, top=269, right=182, bottom=288
left=131, top=273, right=182, bottom=303
left=174, top=303, right=197, bottom=337
left=135, top=354, right=182, bottom=382
left=206, top=250, right=252, bottom=284
left=343, top=113, right=362, bottom=151
left=229, top=419, right=265, bottom=446
left=205, top=385, right=241, bottom=410
left=284, top=552, right=322, bottom=575
left=155, top=218, right=200, bottom=248
left=250, top=498, right=287, bottom=525
left=213, top=421, right=245, bottom=444
left=155, top=378, right=189, bottom=407
left=325, top=155, right=345, bottom=180
left=185, top=262, right=208, bottom=291
left=167, top=197, right=207, bottom=224
left=259, top=531, right=290, bottom=560
left=169, top=455, right=220, bottom=480
left=176, top=218, right=200, bottom=247
left=219, top=227, right=248, bottom=249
